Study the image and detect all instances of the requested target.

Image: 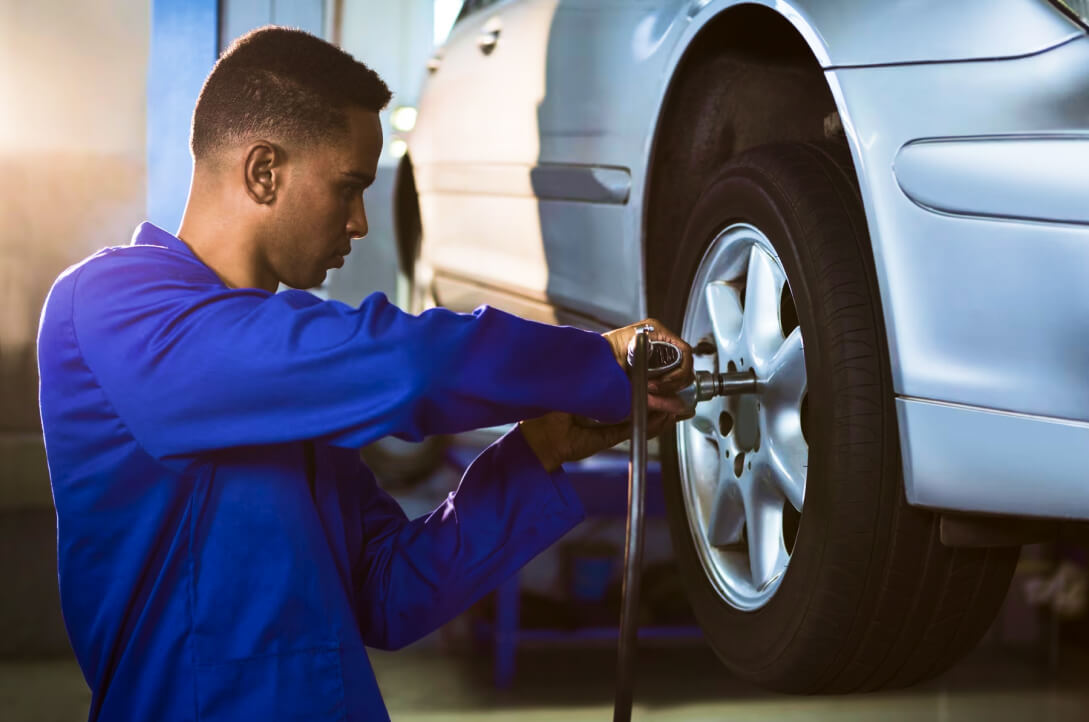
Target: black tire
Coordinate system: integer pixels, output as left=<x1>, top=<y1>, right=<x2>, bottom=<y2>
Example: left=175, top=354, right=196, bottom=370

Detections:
left=656, top=141, right=1019, bottom=693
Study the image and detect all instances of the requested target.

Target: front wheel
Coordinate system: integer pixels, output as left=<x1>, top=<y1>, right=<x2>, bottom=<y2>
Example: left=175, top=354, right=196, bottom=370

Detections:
left=658, top=142, right=1018, bottom=693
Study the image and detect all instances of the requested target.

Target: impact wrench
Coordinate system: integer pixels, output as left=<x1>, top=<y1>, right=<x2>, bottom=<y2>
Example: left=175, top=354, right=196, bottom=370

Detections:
left=608, top=325, right=756, bottom=722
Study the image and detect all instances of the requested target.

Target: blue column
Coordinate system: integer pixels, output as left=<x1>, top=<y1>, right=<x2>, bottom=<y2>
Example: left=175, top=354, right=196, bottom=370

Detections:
left=147, top=0, right=219, bottom=232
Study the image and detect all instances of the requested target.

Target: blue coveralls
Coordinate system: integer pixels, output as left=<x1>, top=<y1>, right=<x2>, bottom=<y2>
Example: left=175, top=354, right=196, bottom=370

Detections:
left=37, top=222, right=631, bottom=721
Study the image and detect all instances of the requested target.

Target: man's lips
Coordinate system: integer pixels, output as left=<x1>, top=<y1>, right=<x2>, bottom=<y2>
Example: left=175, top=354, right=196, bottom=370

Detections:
left=328, top=246, right=351, bottom=269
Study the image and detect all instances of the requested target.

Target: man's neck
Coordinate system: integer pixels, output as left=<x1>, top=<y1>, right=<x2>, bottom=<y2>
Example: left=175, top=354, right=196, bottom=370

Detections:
left=176, top=181, right=277, bottom=292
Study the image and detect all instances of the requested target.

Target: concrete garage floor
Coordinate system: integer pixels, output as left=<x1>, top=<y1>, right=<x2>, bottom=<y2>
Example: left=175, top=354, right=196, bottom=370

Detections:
left=4, top=642, right=1087, bottom=721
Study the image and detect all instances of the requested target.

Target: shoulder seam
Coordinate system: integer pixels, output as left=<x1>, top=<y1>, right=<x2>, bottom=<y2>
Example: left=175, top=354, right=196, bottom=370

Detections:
left=83, top=244, right=216, bottom=269
left=67, top=266, right=199, bottom=475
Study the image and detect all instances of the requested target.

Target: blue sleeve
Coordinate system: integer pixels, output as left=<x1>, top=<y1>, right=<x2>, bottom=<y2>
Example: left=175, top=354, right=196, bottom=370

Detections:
left=348, top=425, right=584, bottom=650
left=68, top=250, right=630, bottom=461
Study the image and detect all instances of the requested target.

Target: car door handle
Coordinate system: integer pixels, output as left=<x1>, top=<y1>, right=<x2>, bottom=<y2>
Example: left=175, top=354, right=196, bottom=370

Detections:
left=476, top=18, right=501, bottom=55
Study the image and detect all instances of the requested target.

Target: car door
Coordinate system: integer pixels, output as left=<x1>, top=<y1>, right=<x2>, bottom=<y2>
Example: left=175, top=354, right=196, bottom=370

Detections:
left=530, top=0, right=686, bottom=324
left=413, top=0, right=558, bottom=317
left=414, top=0, right=687, bottom=326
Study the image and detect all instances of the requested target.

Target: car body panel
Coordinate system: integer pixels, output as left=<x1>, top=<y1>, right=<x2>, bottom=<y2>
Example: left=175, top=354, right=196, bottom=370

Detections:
left=894, top=136, right=1089, bottom=225
left=826, top=37, right=1089, bottom=518
left=411, top=0, right=1089, bottom=520
left=741, top=0, right=1081, bottom=67
left=413, top=0, right=556, bottom=313
left=898, top=398, right=1089, bottom=519
left=416, top=0, right=687, bottom=322
left=827, top=36, right=1089, bottom=421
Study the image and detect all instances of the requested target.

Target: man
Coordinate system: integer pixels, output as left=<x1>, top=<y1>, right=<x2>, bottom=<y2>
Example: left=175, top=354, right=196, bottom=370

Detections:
left=37, top=27, right=692, bottom=721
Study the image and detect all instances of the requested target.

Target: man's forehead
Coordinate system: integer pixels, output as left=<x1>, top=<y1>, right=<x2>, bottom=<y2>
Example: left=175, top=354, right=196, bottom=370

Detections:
left=343, top=108, right=383, bottom=166
left=346, top=108, right=382, bottom=142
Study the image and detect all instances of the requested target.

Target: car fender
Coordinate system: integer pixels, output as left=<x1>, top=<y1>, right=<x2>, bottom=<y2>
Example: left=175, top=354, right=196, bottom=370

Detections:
left=684, top=0, right=1081, bottom=69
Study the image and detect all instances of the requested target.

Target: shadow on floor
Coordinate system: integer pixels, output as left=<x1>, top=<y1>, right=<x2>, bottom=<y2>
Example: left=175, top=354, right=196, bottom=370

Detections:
left=370, top=641, right=1089, bottom=721
left=4, top=642, right=1088, bottom=721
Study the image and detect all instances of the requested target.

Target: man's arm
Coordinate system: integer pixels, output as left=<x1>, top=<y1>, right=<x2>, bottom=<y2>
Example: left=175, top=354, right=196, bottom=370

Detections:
left=346, top=425, right=584, bottom=650
left=66, top=250, right=630, bottom=461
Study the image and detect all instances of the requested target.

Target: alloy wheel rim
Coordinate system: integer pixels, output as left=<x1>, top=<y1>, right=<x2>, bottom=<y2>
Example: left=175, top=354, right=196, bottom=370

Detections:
left=678, top=223, right=809, bottom=611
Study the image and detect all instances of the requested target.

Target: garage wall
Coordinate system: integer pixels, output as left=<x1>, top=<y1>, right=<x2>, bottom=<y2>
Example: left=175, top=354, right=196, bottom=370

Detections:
left=0, top=0, right=149, bottom=656
left=340, top=0, right=435, bottom=130
left=320, top=0, right=436, bottom=305
left=221, top=0, right=326, bottom=50
left=0, top=0, right=149, bottom=437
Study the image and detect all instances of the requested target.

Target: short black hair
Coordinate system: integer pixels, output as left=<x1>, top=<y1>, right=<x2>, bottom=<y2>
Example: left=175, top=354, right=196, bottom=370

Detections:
left=191, top=26, right=392, bottom=160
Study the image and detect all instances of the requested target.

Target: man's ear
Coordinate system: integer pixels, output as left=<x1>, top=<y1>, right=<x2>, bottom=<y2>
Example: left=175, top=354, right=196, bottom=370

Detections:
left=243, top=141, right=281, bottom=204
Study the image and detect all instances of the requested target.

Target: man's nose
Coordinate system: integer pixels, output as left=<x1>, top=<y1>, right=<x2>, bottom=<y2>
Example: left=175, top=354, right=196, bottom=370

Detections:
left=347, top=198, right=368, bottom=240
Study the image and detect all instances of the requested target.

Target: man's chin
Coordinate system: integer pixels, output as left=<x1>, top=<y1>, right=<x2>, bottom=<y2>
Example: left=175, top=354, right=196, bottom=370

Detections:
left=308, top=271, right=328, bottom=291
left=281, top=270, right=326, bottom=291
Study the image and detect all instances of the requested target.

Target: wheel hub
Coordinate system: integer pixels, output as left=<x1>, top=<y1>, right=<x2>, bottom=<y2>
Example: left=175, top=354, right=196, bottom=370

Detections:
left=677, top=223, right=809, bottom=611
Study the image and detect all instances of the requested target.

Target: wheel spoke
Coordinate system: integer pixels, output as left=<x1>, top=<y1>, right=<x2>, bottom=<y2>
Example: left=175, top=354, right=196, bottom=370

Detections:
left=684, top=427, right=720, bottom=508
left=764, top=328, right=807, bottom=512
left=766, top=327, right=806, bottom=407
left=742, top=245, right=786, bottom=370
left=767, top=435, right=807, bottom=512
left=704, top=281, right=743, bottom=357
left=707, top=476, right=744, bottom=547
left=689, top=396, right=720, bottom=437
left=742, top=476, right=789, bottom=590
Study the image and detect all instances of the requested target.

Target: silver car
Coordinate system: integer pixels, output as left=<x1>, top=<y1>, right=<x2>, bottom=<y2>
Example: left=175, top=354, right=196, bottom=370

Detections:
left=397, top=0, right=1089, bottom=692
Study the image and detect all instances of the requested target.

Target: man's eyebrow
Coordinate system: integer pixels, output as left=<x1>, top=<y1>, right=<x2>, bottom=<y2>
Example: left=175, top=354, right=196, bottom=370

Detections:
left=341, top=171, right=375, bottom=187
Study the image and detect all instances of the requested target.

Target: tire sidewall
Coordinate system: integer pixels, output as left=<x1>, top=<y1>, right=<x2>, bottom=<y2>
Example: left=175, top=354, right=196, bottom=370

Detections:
left=658, top=158, right=858, bottom=681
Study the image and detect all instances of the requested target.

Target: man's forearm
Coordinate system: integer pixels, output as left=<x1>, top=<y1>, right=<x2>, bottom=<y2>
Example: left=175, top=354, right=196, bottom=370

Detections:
left=353, top=425, right=585, bottom=650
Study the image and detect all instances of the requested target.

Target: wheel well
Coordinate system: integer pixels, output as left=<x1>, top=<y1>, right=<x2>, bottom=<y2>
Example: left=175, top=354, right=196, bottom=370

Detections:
left=392, top=153, right=422, bottom=281
left=644, top=5, right=849, bottom=312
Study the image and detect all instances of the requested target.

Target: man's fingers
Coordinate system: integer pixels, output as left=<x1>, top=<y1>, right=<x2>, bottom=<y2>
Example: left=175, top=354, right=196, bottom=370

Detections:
left=647, top=392, right=688, bottom=416
left=582, top=417, right=629, bottom=443
left=646, top=411, right=679, bottom=440
left=604, top=319, right=696, bottom=396
left=648, top=366, right=692, bottom=394
left=662, top=341, right=695, bottom=387
left=560, top=406, right=688, bottom=465
left=569, top=419, right=630, bottom=462
left=645, top=324, right=694, bottom=392
left=599, top=420, right=633, bottom=448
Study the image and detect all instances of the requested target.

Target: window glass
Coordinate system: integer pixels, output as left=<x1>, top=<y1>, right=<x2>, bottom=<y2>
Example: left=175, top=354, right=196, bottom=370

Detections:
left=456, top=0, right=504, bottom=25
left=434, top=0, right=463, bottom=45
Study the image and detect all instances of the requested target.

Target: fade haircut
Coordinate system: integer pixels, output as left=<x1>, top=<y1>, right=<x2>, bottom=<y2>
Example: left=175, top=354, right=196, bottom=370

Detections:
left=190, top=26, right=392, bottom=161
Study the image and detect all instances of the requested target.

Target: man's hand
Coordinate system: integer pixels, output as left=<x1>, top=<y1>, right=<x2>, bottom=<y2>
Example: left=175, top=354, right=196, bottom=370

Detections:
left=519, top=317, right=696, bottom=472
left=519, top=411, right=678, bottom=473
left=603, top=318, right=694, bottom=417
left=516, top=320, right=692, bottom=472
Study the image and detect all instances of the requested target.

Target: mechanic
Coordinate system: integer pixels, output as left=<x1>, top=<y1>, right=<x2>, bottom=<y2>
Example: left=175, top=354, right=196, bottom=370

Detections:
left=37, top=26, right=693, bottom=722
